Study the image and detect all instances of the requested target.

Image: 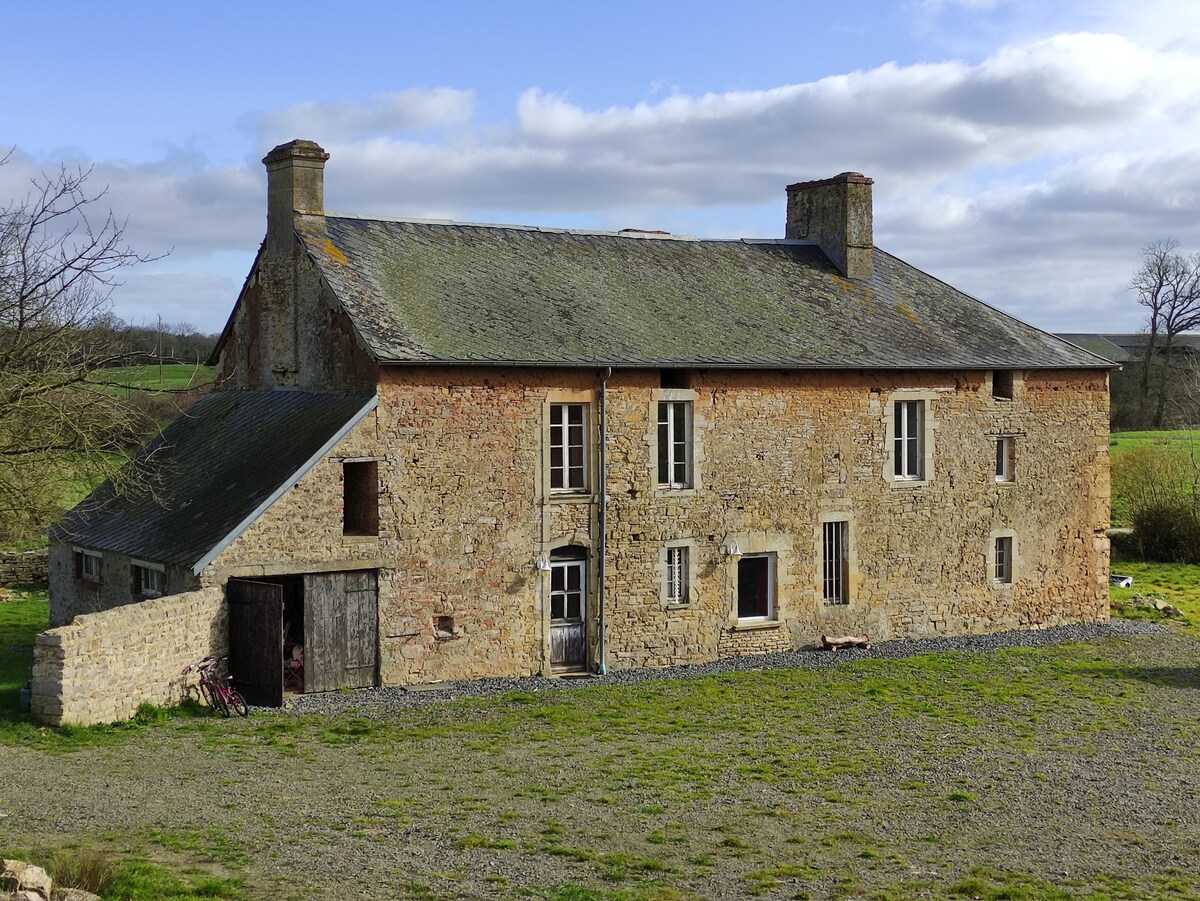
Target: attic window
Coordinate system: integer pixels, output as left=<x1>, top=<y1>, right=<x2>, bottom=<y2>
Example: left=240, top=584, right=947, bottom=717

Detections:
left=660, top=369, right=689, bottom=389
left=343, top=461, right=379, bottom=536
left=993, top=370, right=1014, bottom=400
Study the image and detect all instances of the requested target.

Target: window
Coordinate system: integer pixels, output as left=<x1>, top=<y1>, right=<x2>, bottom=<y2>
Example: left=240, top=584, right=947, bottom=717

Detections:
left=666, top=546, right=689, bottom=604
left=994, top=536, right=1013, bottom=584
left=343, top=460, right=379, bottom=536
left=993, top=369, right=1014, bottom=400
left=75, top=550, right=102, bottom=583
left=822, top=521, right=849, bottom=605
left=550, top=403, right=588, bottom=491
left=657, top=401, right=692, bottom=487
left=894, top=400, right=924, bottom=480
left=995, top=437, right=1014, bottom=483
left=736, top=554, right=774, bottom=620
left=133, top=562, right=163, bottom=599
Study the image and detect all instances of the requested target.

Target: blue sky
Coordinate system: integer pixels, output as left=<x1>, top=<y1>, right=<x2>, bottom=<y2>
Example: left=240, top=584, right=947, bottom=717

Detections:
left=5, top=0, right=1200, bottom=335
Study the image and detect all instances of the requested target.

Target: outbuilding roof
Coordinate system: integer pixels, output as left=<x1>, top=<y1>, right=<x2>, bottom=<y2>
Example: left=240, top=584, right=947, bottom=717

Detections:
left=297, top=214, right=1112, bottom=370
left=53, top=389, right=375, bottom=571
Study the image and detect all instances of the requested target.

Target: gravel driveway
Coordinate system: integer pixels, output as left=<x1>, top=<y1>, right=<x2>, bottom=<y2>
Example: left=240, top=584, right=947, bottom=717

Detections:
left=4, top=620, right=1199, bottom=900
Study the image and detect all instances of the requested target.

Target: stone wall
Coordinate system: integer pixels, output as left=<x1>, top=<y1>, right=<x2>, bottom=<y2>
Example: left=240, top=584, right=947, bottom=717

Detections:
left=30, top=587, right=226, bottom=726
left=182, top=363, right=1108, bottom=689
left=0, top=549, right=47, bottom=587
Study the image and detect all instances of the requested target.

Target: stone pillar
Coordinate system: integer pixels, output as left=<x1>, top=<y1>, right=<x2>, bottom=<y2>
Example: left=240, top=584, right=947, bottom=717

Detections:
left=785, top=172, right=874, bottom=279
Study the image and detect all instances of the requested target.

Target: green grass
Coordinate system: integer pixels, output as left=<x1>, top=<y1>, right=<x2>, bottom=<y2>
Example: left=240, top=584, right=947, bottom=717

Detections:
left=0, top=591, right=46, bottom=720
left=1109, top=428, right=1200, bottom=456
left=1109, top=554, right=1200, bottom=634
left=104, top=363, right=214, bottom=393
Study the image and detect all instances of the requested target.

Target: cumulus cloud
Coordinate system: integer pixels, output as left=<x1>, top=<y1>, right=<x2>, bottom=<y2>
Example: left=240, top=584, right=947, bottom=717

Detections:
left=8, top=27, right=1200, bottom=333
left=256, top=88, right=475, bottom=145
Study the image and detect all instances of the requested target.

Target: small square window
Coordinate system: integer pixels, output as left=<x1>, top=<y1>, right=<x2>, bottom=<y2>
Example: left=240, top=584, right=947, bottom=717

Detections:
left=75, top=550, right=102, bottom=583
left=550, top=403, right=588, bottom=492
left=994, top=536, right=1013, bottom=584
left=657, top=401, right=693, bottom=488
left=343, top=461, right=379, bottom=536
left=993, top=370, right=1014, bottom=400
left=665, top=546, right=689, bottom=604
left=133, top=564, right=163, bottom=599
left=995, top=437, right=1014, bottom=483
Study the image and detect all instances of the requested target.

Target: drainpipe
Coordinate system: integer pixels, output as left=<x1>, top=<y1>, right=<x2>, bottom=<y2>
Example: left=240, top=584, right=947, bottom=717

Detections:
left=596, top=366, right=612, bottom=675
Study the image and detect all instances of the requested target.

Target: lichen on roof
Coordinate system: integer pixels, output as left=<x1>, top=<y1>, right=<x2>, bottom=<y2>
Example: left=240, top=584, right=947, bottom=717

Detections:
left=298, top=214, right=1111, bottom=370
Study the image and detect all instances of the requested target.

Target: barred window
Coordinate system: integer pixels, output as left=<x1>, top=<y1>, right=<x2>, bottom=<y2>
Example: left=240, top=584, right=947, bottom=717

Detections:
left=666, top=546, right=688, bottom=604
left=822, top=520, right=850, bottom=605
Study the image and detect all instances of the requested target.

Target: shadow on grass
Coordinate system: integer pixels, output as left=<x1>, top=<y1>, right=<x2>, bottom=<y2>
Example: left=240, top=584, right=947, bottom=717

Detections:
left=1085, top=664, right=1200, bottom=689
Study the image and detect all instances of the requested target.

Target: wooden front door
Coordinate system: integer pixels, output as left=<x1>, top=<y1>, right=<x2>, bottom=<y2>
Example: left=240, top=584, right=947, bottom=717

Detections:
left=550, top=559, right=587, bottom=670
left=303, top=570, right=379, bottom=693
left=227, top=578, right=284, bottom=707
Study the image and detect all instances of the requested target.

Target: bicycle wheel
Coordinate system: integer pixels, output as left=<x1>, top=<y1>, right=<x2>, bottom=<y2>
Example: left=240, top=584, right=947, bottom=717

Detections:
left=229, top=689, right=249, bottom=717
left=212, top=686, right=231, bottom=718
left=198, top=679, right=218, bottom=712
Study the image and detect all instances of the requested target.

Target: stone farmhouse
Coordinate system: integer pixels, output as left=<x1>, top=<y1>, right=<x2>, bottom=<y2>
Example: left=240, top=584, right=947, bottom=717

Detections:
left=42, top=139, right=1112, bottom=715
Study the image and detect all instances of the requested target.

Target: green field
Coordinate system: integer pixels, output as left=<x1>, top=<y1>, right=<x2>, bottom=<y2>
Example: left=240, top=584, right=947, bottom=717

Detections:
left=104, top=363, right=214, bottom=392
left=1109, top=428, right=1200, bottom=455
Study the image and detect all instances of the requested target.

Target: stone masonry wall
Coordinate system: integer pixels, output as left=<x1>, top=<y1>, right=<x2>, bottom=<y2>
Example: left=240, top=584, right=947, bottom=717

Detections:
left=182, top=363, right=1108, bottom=689
left=0, top=549, right=48, bottom=587
left=30, top=587, right=226, bottom=726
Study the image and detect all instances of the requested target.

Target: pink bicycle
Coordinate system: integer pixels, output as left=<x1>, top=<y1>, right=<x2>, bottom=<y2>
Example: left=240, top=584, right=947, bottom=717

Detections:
left=183, top=655, right=249, bottom=717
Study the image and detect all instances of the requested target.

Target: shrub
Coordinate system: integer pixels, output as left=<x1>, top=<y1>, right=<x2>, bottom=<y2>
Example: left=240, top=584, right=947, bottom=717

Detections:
left=1113, top=442, right=1200, bottom=563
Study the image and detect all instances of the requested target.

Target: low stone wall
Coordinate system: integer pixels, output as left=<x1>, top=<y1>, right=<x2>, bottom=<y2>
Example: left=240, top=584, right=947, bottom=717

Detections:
left=30, top=588, right=227, bottom=726
left=0, top=549, right=48, bottom=587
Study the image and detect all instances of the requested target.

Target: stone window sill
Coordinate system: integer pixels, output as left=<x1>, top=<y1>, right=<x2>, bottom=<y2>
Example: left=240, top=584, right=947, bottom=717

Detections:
left=665, top=602, right=691, bottom=612
left=731, top=619, right=782, bottom=632
left=343, top=535, right=380, bottom=549
left=547, top=492, right=595, bottom=504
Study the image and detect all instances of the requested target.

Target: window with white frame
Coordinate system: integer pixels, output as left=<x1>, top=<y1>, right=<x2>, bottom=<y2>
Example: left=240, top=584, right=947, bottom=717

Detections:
left=894, top=399, right=925, bottom=480
left=665, top=545, right=689, bottom=604
left=994, top=536, right=1013, bottom=584
left=133, top=562, right=163, bottom=599
left=822, top=520, right=850, bottom=605
left=657, top=401, right=692, bottom=488
left=75, top=550, right=102, bottom=583
left=736, top=554, right=775, bottom=620
left=550, top=403, right=588, bottom=491
left=995, top=437, right=1014, bottom=483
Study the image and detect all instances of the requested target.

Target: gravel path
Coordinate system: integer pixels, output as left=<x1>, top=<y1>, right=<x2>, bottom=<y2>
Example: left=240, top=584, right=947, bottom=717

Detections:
left=284, top=618, right=1168, bottom=715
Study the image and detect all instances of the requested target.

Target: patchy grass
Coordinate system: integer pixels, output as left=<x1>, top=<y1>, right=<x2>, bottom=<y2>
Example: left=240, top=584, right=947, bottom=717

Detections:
left=1109, top=428, right=1200, bottom=456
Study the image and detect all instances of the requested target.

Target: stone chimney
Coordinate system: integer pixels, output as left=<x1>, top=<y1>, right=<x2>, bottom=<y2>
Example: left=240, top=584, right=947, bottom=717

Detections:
left=785, top=172, right=874, bottom=279
left=263, top=139, right=330, bottom=256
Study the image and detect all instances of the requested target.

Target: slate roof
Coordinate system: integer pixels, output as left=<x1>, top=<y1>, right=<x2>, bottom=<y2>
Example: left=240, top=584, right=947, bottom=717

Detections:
left=297, top=214, right=1112, bottom=370
left=53, top=390, right=375, bottom=570
left=1055, top=334, right=1133, bottom=363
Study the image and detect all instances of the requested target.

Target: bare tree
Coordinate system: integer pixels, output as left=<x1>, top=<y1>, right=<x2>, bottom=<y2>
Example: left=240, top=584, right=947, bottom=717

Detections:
left=0, top=155, right=157, bottom=540
left=1131, top=239, right=1200, bottom=427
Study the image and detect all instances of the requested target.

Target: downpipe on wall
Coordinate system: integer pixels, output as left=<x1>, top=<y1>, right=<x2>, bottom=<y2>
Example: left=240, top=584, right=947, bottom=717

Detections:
left=596, top=365, right=611, bottom=676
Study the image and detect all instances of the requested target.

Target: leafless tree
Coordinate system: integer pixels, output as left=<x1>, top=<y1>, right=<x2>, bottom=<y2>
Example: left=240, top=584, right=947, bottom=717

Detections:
left=1131, top=239, right=1200, bottom=427
left=0, top=154, right=158, bottom=540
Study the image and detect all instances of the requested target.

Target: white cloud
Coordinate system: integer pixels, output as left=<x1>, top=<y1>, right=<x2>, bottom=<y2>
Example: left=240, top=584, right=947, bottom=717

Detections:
left=7, top=27, right=1200, bottom=334
left=255, top=89, right=475, bottom=145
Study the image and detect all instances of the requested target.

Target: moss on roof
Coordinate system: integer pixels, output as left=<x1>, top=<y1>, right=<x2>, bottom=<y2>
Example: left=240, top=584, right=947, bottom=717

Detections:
left=299, top=215, right=1110, bottom=370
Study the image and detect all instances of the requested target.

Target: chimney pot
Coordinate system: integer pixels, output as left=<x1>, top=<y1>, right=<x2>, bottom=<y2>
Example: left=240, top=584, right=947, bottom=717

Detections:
left=785, top=172, right=874, bottom=279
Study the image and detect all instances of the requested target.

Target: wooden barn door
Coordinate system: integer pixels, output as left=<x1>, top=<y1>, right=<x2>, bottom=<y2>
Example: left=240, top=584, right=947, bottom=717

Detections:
left=303, top=570, right=379, bottom=693
left=227, top=579, right=284, bottom=707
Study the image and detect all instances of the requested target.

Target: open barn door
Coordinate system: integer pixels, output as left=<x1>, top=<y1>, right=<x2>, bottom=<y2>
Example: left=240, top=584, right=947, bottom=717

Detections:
left=303, top=570, right=378, bottom=693
left=227, top=578, right=284, bottom=707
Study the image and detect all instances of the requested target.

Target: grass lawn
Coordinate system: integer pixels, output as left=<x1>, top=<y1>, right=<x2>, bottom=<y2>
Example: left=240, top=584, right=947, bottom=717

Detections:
left=3, top=581, right=1199, bottom=900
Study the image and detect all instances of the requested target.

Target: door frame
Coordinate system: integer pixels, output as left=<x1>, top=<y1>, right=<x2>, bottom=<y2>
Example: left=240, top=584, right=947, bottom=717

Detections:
left=548, top=551, right=589, bottom=672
